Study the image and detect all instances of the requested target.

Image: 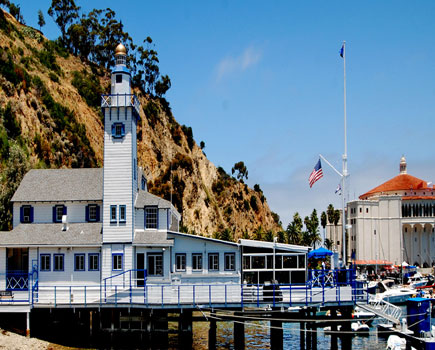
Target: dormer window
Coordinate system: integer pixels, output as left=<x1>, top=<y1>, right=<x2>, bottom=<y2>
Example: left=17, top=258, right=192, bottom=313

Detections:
left=116, top=74, right=122, bottom=83
left=145, top=207, right=158, bottom=229
left=112, top=123, right=125, bottom=139
left=53, top=205, right=66, bottom=223
left=20, top=205, right=33, bottom=223
left=86, top=204, right=100, bottom=222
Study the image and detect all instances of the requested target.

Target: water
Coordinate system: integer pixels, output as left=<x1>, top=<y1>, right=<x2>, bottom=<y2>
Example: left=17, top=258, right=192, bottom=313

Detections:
left=188, top=306, right=435, bottom=349
left=190, top=319, right=388, bottom=349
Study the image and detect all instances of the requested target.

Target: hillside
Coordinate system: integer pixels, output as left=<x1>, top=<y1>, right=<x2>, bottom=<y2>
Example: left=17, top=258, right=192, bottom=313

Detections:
left=0, top=9, right=281, bottom=239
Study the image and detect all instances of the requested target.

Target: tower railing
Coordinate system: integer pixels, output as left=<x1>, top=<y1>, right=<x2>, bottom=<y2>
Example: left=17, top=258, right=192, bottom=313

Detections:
left=101, top=94, right=140, bottom=116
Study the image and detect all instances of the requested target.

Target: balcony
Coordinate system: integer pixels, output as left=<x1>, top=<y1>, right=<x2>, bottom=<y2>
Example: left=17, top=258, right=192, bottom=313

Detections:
left=101, top=94, right=141, bottom=117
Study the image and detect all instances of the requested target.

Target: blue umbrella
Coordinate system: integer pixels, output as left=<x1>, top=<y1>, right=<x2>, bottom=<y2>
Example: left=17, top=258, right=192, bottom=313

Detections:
left=308, top=247, right=333, bottom=259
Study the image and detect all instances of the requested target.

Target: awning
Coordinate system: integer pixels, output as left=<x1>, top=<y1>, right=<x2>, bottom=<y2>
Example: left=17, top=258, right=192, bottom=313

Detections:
left=354, top=259, right=393, bottom=265
left=308, top=247, right=333, bottom=259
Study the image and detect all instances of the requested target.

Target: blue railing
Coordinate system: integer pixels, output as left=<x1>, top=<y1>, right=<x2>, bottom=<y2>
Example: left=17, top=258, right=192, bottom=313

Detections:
left=0, top=268, right=367, bottom=308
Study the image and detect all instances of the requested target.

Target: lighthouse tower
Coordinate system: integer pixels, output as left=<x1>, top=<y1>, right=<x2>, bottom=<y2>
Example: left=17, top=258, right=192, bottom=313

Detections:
left=101, top=44, right=140, bottom=278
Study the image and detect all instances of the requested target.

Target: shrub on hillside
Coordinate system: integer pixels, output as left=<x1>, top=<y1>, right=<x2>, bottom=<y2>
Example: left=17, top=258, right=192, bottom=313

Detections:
left=71, top=70, right=102, bottom=108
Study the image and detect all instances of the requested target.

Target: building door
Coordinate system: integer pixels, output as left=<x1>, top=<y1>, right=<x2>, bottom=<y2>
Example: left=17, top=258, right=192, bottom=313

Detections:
left=136, top=253, right=145, bottom=287
left=6, top=248, right=29, bottom=290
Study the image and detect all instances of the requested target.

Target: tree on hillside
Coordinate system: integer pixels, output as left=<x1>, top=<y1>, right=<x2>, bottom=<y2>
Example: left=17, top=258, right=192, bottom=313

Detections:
left=37, top=9, right=45, bottom=31
left=231, top=161, right=248, bottom=181
left=219, top=228, right=233, bottom=242
left=8, top=2, right=24, bottom=23
left=0, top=143, right=29, bottom=230
left=48, top=0, right=80, bottom=46
left=254, top=225, right=264, bottom=241
left=155, top=74, right=171, bottom=98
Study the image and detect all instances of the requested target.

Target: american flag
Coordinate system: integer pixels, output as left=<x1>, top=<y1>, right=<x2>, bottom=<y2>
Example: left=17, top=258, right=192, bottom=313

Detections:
left=309, top=159, right=323, bottom=188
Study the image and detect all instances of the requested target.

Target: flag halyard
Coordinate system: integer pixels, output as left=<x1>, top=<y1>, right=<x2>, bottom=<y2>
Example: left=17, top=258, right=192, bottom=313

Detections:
left=309, top=159, right=323, bottom=188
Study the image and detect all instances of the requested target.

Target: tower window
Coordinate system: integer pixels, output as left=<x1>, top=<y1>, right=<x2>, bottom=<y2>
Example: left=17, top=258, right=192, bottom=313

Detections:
left=112, top=123, right=125, bottom=139
left=116, top=74, right=122, bottom=83
left=119, top=205, right=126, bottom=223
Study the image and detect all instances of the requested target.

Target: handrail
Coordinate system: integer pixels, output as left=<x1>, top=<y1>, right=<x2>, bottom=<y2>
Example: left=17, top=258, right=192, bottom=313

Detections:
left=101, top=93, right=141, bottom=116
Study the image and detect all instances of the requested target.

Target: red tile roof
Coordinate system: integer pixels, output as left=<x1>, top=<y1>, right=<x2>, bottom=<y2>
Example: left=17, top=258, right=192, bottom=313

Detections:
left=359, top=174, right=427, bottom=200
left=402, top=196, right=435, bottom=200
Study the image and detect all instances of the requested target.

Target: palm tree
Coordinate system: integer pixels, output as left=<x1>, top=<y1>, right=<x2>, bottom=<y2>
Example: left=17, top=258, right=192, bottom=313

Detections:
left=327, top=204, right=336, bottom=248
left=320, top=211, right=327, bottom=245
left=286, top=212, right=303, bottom=244
left=324, top=238, right=333, bottom=250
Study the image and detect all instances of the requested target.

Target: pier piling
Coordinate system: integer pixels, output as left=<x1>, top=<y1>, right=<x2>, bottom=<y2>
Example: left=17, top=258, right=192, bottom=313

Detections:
left=234, top=312, right=245, bottom=350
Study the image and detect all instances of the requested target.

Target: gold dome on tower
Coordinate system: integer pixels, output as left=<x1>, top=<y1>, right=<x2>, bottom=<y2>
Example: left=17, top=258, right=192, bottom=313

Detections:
left=115, top=43, right=126, bottom=55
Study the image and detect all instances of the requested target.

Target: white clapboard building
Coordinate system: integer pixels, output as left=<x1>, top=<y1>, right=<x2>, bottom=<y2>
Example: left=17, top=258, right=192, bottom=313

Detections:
left=0, top=44, right=309, bottom=297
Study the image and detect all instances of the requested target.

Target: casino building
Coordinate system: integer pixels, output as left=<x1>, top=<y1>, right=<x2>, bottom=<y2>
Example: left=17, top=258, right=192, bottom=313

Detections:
left=346, top=157, right=435, bottom=267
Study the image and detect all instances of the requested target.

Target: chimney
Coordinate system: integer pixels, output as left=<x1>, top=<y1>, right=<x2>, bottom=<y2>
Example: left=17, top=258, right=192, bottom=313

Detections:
left=62, top=215, right=68, bottom=231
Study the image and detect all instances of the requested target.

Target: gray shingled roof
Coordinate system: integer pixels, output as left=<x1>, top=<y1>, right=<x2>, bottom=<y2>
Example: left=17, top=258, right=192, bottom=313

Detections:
left=0, top=223, right=102, bottom=246
left=12, top=168, right=103, bottom=202
left=134, top=190, right=174, bottom=210
left=133, top=230, right=174, bottom=246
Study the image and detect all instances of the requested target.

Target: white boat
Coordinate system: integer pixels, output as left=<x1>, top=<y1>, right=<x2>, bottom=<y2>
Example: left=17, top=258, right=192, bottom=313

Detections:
left=351, top=321, right=370, bottom=334
left=407, top=272, right=428, bottom=289
left=353, top=306, right=376, bottom=325
left=370, top=280, right=415, bottom=304
left=386, top=335, right=406, bottom=350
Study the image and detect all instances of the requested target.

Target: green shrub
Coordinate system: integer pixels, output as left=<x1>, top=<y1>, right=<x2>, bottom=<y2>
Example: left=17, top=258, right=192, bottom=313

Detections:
left=143, top=100, right=160, bottom=127
left=250, top=195, right=258, bottom=212
left=2, top=103, right=21, bottom=139
left=71, top=70, right=102, bottom=108
left=49, top=72, right=59, bottom=83
left=0, top=126, right=9, bottom=159
left=243, top=200, right=250, bottom=211
left=181, top=125, right=194, bottom=150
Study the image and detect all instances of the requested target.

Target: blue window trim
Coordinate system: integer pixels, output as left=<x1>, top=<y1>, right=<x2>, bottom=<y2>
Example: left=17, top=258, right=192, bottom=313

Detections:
left=86, top=204, right=100, bottom=222
left=53, top=254, right=64, bottom=272
left=110, top=205, right=117, bottom=223
left=112, top=253, right=123, bottom=271
left=175, top=253, right=186, bottom=272
left=224, top=253, right=236, bottom=271
left=119, top=205, right=126, bottom=223
left=40, top=254, right=51, bottom=272
left=111, top=122, right=125, bottom=139
left=20, top=205, right=34, bottom=223
left=53, top=205, right=66, bottom=223
left=74, top=254, right=85, bottom=271
left=88, top=253, right=100, bottom=271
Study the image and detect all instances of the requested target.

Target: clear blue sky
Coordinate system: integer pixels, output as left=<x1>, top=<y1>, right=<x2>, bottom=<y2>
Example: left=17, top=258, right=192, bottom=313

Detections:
left=18, top=1, right=435, bottom=227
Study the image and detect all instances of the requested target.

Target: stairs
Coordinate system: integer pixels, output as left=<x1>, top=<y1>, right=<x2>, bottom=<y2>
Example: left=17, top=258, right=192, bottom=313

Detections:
left=357, top=299, right=402, bottom=324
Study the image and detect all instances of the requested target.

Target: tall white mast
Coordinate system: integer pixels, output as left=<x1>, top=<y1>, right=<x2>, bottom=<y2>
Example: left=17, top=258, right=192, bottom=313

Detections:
left=342, top=41, right=348, bottom=266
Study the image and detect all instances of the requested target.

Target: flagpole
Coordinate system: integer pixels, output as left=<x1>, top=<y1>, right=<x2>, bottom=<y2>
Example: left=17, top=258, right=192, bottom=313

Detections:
left=342, top=41, right=348, bottom=267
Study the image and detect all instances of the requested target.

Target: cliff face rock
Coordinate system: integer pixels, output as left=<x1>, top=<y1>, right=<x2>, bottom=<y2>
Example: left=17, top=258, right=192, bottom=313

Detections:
left=0, top=10, right=281, bottom=238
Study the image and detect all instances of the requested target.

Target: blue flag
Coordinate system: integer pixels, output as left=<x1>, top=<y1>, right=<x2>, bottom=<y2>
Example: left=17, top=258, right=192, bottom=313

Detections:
left=340, top=44, right=344, bottom=58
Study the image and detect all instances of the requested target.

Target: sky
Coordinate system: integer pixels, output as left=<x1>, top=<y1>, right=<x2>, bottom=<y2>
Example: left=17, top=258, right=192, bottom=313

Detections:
left=16, top=1, right=435, bottom=228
